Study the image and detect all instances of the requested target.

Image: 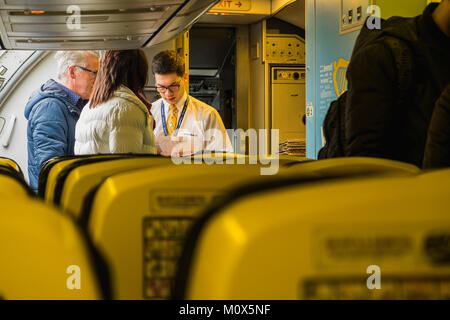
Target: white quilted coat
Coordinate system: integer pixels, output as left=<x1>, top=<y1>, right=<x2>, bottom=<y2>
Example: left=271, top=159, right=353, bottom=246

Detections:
left=74, top=85, right=156, bottom=155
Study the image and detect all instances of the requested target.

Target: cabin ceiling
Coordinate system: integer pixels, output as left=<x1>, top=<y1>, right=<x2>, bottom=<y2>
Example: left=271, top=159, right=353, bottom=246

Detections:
left=0, top=0, right=219, bottom=50
left=274, top=0, right=305, bottom=30
left=197, top=0, right=305, bottom=30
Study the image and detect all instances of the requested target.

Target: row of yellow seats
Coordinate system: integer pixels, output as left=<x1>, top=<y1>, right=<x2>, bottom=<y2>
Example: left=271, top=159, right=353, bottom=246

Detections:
left=40, top=153, right=420, bottom=299
left=174, top=167, right=450, bottom=299
left=0, top=156, right=32, bottom=197
left=0, top=156, right=110, bottom=299
left=34, top=153, right=313, bottom=298
left=38, top=153, right=307, bottom=220
left=0, top=156, right=23, bottom=174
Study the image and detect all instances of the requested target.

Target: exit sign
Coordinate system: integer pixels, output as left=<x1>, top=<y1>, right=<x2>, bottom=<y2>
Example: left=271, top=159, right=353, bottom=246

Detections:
left=212, top=0, right=252, bottom=11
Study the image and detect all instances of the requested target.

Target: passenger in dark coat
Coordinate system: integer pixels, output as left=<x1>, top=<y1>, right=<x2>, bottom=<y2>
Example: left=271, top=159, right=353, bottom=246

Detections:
left=344, top=1, right=450, bottom=167
left=423, top=84, right=450, bottom=169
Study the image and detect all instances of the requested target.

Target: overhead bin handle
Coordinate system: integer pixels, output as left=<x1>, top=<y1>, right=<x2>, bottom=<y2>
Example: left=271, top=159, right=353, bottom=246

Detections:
left=0, top=116, right=5, bottom=135
left=2, top=114, right=16, bottom=148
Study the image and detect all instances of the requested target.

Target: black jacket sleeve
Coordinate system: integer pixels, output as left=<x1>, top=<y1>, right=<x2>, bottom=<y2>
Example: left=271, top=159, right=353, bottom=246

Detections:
left=344, top=40, right=400, bottom=159
left=423, top=84, right=450, bottom=169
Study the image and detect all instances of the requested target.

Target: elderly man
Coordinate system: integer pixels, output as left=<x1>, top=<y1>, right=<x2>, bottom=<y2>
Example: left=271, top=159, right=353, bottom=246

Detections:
left=24, top=50, right=99, bottom=193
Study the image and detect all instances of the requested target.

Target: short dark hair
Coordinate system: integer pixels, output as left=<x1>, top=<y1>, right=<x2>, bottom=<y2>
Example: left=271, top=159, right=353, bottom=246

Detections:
left=152, top=50, right=185, bottom=77
left=90, top=50, right=148, bottom=108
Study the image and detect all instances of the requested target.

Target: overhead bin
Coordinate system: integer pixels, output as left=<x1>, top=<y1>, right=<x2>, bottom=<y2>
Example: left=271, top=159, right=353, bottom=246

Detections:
left=145, top=0, right=220, bottom=47
left=0, top=0, right=219, bottom=50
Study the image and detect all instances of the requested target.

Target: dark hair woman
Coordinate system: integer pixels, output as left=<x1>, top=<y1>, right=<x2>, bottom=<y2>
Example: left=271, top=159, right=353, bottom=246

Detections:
left=74, top=50, right=156, bottom=155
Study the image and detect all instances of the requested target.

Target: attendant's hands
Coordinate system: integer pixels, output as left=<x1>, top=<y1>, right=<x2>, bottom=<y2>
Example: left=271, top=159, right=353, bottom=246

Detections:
left=156, top=135, right=196, bottom=157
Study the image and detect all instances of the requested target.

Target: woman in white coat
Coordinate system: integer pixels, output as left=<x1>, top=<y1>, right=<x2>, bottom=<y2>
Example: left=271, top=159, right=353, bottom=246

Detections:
left=75, top=50, right=156, bottom=155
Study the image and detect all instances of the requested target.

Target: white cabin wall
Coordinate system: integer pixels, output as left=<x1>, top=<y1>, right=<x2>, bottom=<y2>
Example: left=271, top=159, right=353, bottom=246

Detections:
left=0, top=52, right=56, bottom=182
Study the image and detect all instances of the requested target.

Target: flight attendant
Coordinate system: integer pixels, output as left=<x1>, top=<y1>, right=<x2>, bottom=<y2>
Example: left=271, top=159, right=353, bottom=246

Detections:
left=151, top=50, right=233, bottom=156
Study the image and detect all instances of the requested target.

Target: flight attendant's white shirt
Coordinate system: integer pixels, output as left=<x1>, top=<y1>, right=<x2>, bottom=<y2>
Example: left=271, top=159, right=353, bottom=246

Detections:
left=151, top=92, right=233, bottom=153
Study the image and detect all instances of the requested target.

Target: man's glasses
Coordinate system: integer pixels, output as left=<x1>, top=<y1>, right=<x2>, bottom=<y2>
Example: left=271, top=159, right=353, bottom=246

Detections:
left=74, top=65, right=98, bottom=76
left=153, top=81, right=182, bottom=94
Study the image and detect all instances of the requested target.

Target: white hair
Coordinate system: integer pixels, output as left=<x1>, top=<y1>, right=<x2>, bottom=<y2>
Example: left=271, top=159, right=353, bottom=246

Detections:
left=54, top=50, right=99, bottom=82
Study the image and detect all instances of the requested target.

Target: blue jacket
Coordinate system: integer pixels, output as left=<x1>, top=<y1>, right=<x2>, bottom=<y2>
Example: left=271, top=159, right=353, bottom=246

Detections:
left=24, top=79, right=85, bottom=193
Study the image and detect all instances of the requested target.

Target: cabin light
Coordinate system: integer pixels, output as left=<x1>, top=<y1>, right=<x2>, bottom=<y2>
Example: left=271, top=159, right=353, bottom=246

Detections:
left=149, top=5, right=168, bottom=12
left=22, top=10, right=46, bottom=15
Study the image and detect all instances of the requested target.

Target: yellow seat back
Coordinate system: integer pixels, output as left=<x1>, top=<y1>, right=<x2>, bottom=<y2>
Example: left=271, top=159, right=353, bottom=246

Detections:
left=177, top=169, right=450, bottom=299
left=60, top=155, right=173, bottom=218
left=0, top=168, right=32, bottom=198
left=277, top=154, right=310, bottom=164
left=87, top=163, right=269, bottom=299
left=190, top=152, right=244, bottom=162
left=41, top=154, right=135, bottom=203
left=39, top=155, right=81, bottom=198
left=0, top=156, right=22, bottom=175
left=286, top=157, right=420, bottom=176
left=86, top=157, right=419, bottom=299
left=0, top=196, right=109, bottom=299
left=44, top=158, right=82, bottom=203
left=0, top=157, right=31, bottom=197
left=189, top=152, right=310, bottom=168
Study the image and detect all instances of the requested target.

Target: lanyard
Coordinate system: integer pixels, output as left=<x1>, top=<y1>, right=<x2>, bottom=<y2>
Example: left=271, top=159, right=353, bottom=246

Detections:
left=161, top=97, right=189, bottom=137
